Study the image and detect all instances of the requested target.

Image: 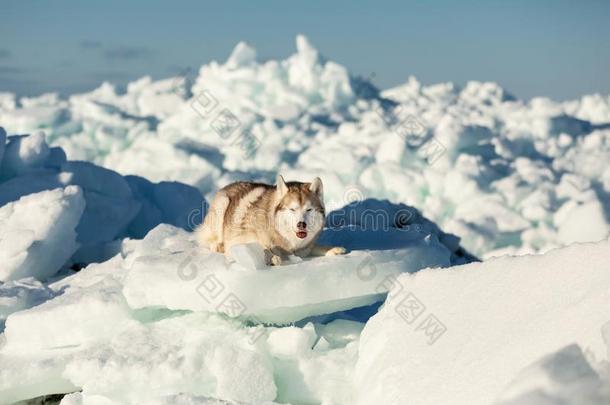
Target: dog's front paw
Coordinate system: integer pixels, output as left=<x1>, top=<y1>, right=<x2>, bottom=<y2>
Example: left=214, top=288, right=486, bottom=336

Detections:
left=325, top=246, right=347, bottom=256
left=270, top=254, right=283, bottom=266
left=209, top=242, right=224, bottom=253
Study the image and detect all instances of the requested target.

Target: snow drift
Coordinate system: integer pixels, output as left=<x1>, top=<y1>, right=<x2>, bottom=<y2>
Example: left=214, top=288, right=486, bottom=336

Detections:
left=0, top=186, right=84, bottom=281
left=355, top=239, right=610, bottom=405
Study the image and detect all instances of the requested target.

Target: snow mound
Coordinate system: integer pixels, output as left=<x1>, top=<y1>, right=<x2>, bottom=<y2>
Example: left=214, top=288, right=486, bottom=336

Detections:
left=0, top=186, right=85, bottom=282
left=355, top=239, right=610, bottom=405
left=496, top=344, right=610, bottom=405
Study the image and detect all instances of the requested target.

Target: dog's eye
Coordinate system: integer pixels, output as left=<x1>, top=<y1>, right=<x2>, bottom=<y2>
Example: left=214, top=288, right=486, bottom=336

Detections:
left=290, top=208, right=296, bottom=212
left=306, top=208, right=312, bottom=212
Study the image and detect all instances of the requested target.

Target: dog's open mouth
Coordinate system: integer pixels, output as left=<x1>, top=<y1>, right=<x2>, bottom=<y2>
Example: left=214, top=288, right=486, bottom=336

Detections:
left=296, top=230, right=308, bottom=239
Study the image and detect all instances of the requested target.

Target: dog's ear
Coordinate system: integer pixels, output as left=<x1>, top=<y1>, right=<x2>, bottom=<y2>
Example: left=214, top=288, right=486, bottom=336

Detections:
left=309, top=177, right=323, bottom=199
left=276, top=174, right=288, bottom=197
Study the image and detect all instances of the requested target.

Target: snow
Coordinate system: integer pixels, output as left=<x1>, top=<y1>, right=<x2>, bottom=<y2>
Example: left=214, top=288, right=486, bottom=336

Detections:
left=0, top=131, right=51, bottom=180
left=555, top=199, right=609, bottom=245
left=0, top=34, right=609, bottom=404
left=496, top=344, right=610, bottom=405
left=266, top=323, right=317, bottom=358
left=0, top=277, right=54, bottom=329
left=228, top=243, right=267, bottom=270
left=354, top=239, right=610, bottom=405
left=4, top=285, right=135, bottom=352
left=0, top=186, right=85, bottom=282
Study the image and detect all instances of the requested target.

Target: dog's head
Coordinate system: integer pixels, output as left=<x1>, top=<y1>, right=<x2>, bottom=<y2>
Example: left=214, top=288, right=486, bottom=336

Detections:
left=273, top=174, right=325, bottom=249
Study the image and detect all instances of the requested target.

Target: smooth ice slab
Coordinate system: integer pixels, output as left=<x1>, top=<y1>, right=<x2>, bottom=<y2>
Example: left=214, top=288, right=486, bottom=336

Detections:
left=122, top=225, right=451, bottom=324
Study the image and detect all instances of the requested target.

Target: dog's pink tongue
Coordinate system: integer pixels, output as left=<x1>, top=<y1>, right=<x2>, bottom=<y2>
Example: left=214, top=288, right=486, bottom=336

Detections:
left=296, top=231, right=307, bottom=239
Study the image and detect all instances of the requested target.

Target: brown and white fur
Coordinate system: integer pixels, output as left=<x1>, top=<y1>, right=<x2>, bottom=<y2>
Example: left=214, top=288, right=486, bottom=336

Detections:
left=196, top=175, right=346, bottom=265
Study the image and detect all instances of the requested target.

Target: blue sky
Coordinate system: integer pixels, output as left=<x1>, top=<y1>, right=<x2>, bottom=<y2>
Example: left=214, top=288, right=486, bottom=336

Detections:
left=1, top=0, right=609, bottom=100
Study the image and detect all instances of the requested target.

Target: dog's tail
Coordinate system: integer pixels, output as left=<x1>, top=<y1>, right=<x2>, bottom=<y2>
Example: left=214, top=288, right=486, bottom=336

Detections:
left=195, top=190, right=229, bottom=253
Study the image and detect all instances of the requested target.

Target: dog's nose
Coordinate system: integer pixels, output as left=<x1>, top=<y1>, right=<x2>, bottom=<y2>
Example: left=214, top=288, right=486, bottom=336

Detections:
left=297, top=221, right=307, bottom=230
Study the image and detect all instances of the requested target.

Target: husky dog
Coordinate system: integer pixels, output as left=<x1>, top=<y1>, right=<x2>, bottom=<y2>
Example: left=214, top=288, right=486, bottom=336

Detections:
left=196, top=175, right=346, bottom=265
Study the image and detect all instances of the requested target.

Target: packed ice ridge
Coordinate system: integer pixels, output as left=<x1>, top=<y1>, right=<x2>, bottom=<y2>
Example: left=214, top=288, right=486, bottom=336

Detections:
left=0, top=35, right=609, bottom=404
left=1, top=35, right=609, bottom=257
